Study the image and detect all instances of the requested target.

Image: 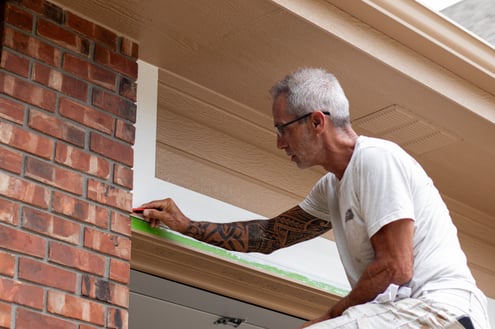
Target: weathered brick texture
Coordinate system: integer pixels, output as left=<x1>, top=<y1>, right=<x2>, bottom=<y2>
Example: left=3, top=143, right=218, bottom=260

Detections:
left=18, top=257, right=78, bottom=293
left=0, top=0, right=138, bottom=328
left=0, top=302, right=12, bottom=328
left=0, top=95, right=25, bottom=123
left=16, top=307, right=78, bottom=329
left=0, top=251, right=16, bottom=277
left=47, top=290, right=105, bottom=325
left=1, top=49, right=30, bottom=78
left=49, top=241, right=106, bottom=276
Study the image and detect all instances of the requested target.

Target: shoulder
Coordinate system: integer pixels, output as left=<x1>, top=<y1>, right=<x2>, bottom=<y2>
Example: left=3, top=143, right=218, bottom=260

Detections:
left=354, top=136, right=412, bottom=164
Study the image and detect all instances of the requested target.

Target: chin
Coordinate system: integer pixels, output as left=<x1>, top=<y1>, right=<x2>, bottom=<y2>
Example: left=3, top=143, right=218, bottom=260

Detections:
left=296, top=162, right=311, bottom=169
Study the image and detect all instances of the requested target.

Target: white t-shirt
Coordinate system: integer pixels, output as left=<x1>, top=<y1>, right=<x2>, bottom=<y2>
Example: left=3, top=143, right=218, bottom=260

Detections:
left=299, top=136, right=476, bottom=297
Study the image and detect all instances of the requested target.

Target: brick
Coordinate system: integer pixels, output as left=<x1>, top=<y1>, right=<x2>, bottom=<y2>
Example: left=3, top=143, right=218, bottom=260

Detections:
left=22, top=207, right=81, bottom=244
left=0, top=302, right=11, bottom=328
left=110, top=212, right=131, bottom=237
left=81, top=275, right=129, bottom=307
left=38, top=18, right=90, bottom=56
left=113, top=164, right=133, bottom=190
left=19, top=0, right=44, bottom=14
left=0, top=121, right=53, bottom=158
left=0, top=172, right=50, bottom=209
left=109, top=258, right=130, bottom=284
left=90, top=132, right=133, bottom=166
left=47, top=290, right=105, bottom=325
left=59, top=97, right=114, bottom=134
left=80, top=325, right=100, bottom=329
left=29, top=109, right=86, bottom=147
left=94, top=44, right=137, bottom=79
left=0, top=277, right=44, bottom=309
left=0, top=72, right=57, bottom=112
left=107, top=307, right=128, bottom=329
left=52, top=191, right=109, bottom=228
left=0, top=250, right=16, bottom=277
left=63, top=54, right=116, bottom=90
left=84, top=227, right=131, bottom=260
left=42, top=1, right=65, bottom=25
left=66, top=12, right=118, bottom=50
left=92, top=88, right=136, bottom=122
left=0, top=224, right=46, bottom=258
left=16, top=307, right=78, bottom=329
left=0, top=50, right=30, bottom=77
left=115, top=120, right=135, bottom=145
left=87, top=179, right=132, bottom=212
left=0, top=95, right=25, bottom=124
left=118, top=76, right=137, bottom=102
left=25, top=156, right=83, bottom=195
left=0, top=197, right=20, bottom=226
left=55, top=142, right=111, bottom=179
left=5, top=3, right=34, bottom=31
left=120, top=37, right=138, bottom=59
left=32, top=63, right=88, bottom=101
left=49, top=241, right=105, bottom=276
left=19, top=257, right=77, bottom=292
left=3, top=27, right=62, bottom=67
left=0, top=145, right=23, bottom=174
left=80, top=324, right=100, bottom=329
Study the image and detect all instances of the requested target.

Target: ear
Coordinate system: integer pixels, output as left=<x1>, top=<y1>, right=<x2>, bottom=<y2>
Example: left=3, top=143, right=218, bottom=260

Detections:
left=311, top=111, right=326, bottom=133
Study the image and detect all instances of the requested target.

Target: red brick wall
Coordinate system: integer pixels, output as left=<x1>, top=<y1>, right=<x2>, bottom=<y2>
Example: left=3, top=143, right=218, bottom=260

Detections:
left=0, top=1, right=138, bottom=328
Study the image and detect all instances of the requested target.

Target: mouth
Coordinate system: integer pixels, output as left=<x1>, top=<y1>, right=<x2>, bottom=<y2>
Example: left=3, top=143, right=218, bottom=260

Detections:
left=285, top=150, right=296, bottom=162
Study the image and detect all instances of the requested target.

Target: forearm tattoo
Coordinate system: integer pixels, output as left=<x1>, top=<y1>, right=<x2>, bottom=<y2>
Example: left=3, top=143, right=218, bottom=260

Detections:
left=184, top=206, right=332, bottom=254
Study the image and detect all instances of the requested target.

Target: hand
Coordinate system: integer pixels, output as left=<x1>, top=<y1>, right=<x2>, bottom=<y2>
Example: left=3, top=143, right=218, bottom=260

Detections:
left=298, top=301, right=348, bottom=329
left=298, top=312, right=331, bottom=329
left=138, top=198, right=190, bottom=232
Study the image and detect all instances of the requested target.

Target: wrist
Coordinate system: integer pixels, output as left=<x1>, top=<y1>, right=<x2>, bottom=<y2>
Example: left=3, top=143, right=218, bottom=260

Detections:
left=329, top=298, right=349, bottom=318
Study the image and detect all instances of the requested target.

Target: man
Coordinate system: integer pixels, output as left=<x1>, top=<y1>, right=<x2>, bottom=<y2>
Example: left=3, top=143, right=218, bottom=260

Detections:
left=139, top=68, right=491, bottom=328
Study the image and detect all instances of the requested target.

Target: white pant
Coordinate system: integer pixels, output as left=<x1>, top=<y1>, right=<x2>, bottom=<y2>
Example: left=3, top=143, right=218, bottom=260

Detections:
left=307, top=289, right=491, bottom=329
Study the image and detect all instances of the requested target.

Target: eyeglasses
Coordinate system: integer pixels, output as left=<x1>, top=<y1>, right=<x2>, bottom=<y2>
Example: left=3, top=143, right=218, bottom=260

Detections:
left=274, top=111, right=330, bottom=136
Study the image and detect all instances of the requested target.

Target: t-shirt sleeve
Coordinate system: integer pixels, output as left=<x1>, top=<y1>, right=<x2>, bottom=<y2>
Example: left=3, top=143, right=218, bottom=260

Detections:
left=299, top=175, right=333, bottom=221
left=356, top=146, right=416, bottom=238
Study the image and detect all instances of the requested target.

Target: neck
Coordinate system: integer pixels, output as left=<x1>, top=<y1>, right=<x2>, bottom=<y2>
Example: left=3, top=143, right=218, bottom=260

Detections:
left=322, top=126, right=359, bottom=179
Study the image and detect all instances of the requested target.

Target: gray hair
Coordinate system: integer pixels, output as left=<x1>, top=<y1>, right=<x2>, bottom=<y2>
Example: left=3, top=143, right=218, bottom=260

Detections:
left=270, top=67, right=350, bottom=127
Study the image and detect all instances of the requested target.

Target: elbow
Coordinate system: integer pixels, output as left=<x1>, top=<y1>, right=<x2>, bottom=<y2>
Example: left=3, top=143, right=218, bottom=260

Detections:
left=389, top=261, right=413, bottom=286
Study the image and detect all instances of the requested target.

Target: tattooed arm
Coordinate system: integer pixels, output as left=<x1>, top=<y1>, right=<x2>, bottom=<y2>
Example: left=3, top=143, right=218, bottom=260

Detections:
left=139, top=198, right=332, bottom=254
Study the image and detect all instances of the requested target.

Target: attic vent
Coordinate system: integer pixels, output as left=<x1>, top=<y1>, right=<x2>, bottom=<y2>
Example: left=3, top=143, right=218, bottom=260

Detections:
left=352, top=105, right=460, bottom=155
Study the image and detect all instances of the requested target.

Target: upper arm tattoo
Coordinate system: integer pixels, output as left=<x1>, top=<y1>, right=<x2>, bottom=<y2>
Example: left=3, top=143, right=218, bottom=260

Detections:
left=184, top=206, right=331, bottom=254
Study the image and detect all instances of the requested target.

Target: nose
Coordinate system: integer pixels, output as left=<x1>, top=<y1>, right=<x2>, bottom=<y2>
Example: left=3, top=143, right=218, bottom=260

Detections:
left=276, top=134, right=287, bottom=149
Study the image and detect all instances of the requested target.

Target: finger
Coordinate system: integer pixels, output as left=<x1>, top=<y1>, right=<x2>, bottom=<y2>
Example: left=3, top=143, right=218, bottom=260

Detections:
left=142, top=208, right=162, bottom=219
left=141, top=198, right=174, bottom=209
left=142, top=209, right=151, bottom=218
left=139, top=200, right=162, bottom=209
left=149, top=218, right=159, bottom=229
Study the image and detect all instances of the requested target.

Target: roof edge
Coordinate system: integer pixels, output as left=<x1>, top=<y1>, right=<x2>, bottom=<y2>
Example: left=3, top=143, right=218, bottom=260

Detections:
left=328, top=0, right=495, bottom=94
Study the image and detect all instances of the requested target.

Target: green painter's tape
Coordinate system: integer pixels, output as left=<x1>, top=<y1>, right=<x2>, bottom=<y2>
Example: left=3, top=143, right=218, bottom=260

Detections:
left=131, top=216, right=348, bottom=297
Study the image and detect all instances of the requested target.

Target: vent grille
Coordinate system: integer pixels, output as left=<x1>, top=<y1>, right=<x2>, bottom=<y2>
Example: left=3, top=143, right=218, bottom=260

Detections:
left=352, top=105, right=460, bottom=155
